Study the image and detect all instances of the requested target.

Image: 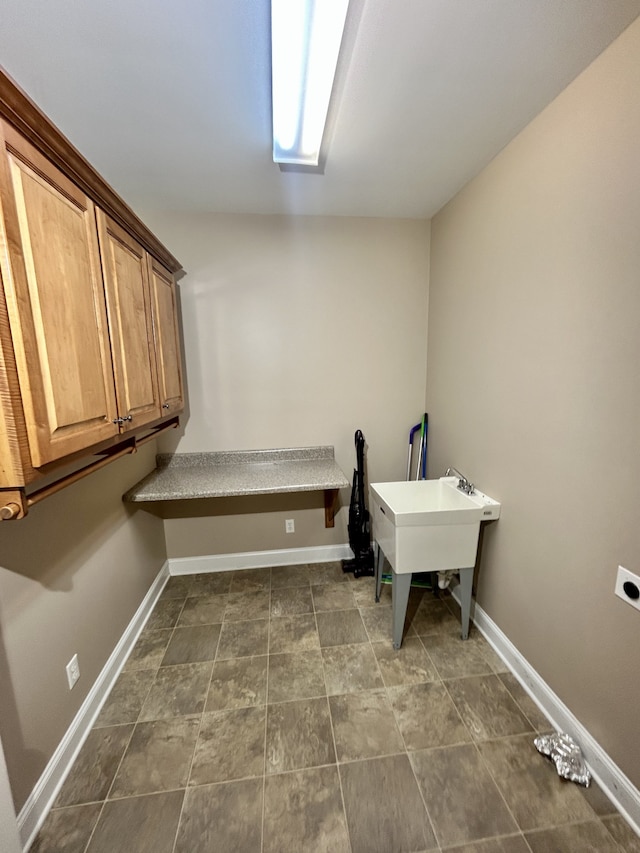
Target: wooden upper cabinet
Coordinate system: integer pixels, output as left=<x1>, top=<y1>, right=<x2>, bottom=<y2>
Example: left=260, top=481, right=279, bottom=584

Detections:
left=0, top=71, right=183, bottom=501
left=96, top=211, right=161, bottom=432
left=0, top=121, right=119, bottom=466
left=148, top=256, right=184, bottom=416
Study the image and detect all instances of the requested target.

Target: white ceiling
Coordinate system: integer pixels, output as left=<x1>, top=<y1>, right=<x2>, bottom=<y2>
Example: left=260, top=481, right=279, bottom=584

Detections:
left=1, top=0, right=639, bottom=219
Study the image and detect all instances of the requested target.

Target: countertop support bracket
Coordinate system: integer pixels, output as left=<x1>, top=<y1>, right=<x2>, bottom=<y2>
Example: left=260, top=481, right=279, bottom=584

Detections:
left=324, top=488, right=338, bottom=528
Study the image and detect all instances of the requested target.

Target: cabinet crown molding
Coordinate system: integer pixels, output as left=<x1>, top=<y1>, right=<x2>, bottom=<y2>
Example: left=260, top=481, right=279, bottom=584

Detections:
left=0, top=65, right=181, bottom=274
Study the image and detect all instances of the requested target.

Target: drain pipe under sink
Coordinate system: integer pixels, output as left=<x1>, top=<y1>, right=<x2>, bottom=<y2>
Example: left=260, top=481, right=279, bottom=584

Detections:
left=437, top=569, right=457, bottom=590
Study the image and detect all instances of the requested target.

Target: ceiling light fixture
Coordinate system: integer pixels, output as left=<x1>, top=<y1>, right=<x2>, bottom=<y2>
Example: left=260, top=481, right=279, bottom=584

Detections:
left=271, top=0, right=350, bottom=166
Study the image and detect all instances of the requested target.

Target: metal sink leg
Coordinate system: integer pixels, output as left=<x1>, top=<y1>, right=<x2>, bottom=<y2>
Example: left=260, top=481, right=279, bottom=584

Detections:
left=392, top=570, right=412, bottom=649
left=459, top=567, right=474, bottom=640
left=374, top=543, right=385, bottom=602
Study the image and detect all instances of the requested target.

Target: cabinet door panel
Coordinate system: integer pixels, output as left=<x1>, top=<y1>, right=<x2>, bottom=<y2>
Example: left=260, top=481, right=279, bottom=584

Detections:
left=148, top=257, right=183, bottom=415
left=97, top=211, right=160, bottom=431
left=0, top=123, right=118, bottom=466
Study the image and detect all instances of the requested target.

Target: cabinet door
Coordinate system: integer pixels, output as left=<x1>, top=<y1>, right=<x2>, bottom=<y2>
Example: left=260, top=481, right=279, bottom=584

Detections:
left=0, top=122, right=118, bottom=466
left=97, top=211, right=160, bottom=432
left=148, top=257, right=184, bottom=416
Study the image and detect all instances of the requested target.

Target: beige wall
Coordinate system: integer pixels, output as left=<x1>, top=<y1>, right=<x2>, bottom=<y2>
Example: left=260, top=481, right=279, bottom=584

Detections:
left=427, top=19, right=640, bottom=786
left=0, top=736, right=20, bottom=852
left=147, top=214, right=430, bottom=558
left=0, top=442, right=165, bottom=811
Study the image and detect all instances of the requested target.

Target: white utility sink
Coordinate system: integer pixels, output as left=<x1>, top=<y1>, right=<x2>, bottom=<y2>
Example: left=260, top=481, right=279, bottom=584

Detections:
left=370, top=476, right=501, bottom=648
left=370, top=477, right=500, bottom=574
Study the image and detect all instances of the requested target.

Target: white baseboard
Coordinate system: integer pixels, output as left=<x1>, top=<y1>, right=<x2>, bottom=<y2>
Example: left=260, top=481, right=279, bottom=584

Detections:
left=451, top=586, right=640, bottom=835
left=168, top=544, right=352, bottom=575
left=18, top=562, right=170, bottom=851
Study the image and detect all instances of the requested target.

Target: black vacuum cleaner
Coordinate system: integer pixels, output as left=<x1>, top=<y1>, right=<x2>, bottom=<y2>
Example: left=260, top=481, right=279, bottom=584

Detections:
left=342, top=429, right=374, bottom=578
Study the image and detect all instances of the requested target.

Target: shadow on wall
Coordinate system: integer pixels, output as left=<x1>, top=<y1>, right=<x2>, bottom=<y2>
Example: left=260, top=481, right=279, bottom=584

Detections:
left=0, top=486, right=134, bottom=810
left=0, top=442, right=165, bottom=809
left=158, top=277, right=189, bottom=456
left=147, top=490, right=341, bottom=519
left=0, top=487, right=134, bottom=591
left=0, top=619, right=42, bottom=814
left=0, top=429, right=167, bottom=592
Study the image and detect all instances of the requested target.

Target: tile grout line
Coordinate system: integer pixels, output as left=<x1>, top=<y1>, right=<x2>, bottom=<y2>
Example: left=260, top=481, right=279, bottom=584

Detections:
left=468, top=732, right=535, bottom=842
left=405, top=752, right=442, bottom=852
left=423, top=606, right=534, bottom=848
left=496, top=672, right=554, bottom=734
left=318, top=606, right=354, bottom=853
left=79, top=593, right=189, bottom=853
left=377, top=627, right=443, bottom=852
left=260, top=570, right=272, bottom=853
left=599, top=816, right=635, bottom=852
left=170, top=602, right=207, bottom=851
left=80, top=799, right=107, bottom=853
left=523, top=817, right=630, bottom=848
left=388, top=586, right=523, bottom=851
left=356, top=577, right=437, bottom=848
left=168, top=577, right=224, bottom=853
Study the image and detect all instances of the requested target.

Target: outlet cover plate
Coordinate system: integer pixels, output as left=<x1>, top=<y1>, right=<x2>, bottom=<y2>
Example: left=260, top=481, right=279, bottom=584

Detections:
left=66, top=653, right=80, bottom=689
left=615, top=566, right=640, bottom=612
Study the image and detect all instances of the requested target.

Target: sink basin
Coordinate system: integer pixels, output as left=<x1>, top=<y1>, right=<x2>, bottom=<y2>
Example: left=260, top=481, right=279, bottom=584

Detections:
left=372, top=478, right=481, bottom=525
left=370, top=477, right=500, bottom=575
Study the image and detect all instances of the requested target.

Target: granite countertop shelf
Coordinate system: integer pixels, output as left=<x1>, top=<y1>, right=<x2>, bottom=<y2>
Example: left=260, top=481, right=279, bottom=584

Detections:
left=124, top=446, right=349, bottom=527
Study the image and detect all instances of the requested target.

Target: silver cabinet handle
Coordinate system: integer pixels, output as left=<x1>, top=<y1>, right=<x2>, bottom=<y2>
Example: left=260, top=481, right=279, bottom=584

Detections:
left=112, top=417, right=123, bottom=425
left=122, top=415, right=133, bottom=422
left=162, top=403, right=170, bottom=409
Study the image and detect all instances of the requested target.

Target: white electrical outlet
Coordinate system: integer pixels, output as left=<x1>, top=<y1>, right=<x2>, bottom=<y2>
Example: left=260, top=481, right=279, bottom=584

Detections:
left=615, top=566, right=640, bottom=613
left=285, top=519, right=295, bottom=534
left=66, top=653, right=80, bottom=690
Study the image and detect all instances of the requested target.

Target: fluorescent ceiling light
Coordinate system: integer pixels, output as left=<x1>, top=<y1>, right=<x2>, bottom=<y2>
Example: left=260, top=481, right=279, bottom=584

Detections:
left=271, top=0, right=350, bottom=166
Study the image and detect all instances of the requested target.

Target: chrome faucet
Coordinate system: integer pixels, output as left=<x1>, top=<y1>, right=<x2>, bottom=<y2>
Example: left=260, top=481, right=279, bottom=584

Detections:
left=445, top=467, right=475, bottom=495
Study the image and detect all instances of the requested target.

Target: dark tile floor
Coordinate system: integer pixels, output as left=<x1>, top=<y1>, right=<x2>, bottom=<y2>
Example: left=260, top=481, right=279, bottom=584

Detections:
left=32, top=563, right=639, bottom=852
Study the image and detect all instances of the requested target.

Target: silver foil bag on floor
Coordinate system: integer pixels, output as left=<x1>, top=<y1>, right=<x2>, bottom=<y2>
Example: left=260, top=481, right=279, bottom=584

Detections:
left=534, top=732, right=591, bottom=787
